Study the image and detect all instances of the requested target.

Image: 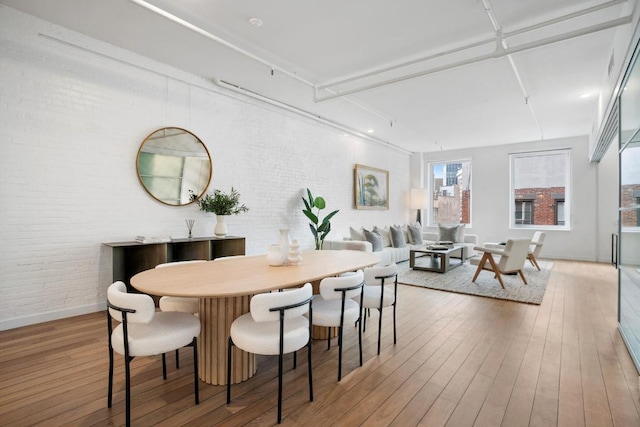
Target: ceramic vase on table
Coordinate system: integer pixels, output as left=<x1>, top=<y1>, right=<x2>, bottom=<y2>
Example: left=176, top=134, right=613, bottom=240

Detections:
left=279, top=228, right=291, bottom=264
left=214, top=214, right=228, bottom=237
left=267, top=244, right=284, bottom=266
left=287, top=240, right=302, bottom=265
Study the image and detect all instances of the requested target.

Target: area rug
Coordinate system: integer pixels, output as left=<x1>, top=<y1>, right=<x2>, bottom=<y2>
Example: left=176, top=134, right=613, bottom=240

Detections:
left=397, top=259, right=553, bottom=305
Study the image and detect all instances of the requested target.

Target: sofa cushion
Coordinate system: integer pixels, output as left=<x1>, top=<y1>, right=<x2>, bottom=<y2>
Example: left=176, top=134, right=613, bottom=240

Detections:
left=363, top=229, right=383, bottom=252
left=374, top=226, right=392, bottom=248
left=407, top=224, right=423, bottom=245
left=350, top=226, right=365, bottom=241
left=438, top=223, right=465, bottom=243
left=389, top=226, right=407, bottom=248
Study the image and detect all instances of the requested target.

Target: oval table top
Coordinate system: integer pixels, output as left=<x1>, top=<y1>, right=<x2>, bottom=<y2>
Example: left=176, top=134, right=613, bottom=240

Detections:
left=130, top=249, right=380, bottom=298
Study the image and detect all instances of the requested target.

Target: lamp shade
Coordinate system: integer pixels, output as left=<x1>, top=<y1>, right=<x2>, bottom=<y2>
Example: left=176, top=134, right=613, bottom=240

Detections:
left=410, top=188, right=429, bottom=209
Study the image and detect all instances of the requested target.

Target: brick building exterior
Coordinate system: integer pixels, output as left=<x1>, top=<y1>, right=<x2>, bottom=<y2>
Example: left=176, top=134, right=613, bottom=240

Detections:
left=514, top=186, right=565, bottom=225
left=621, top=184, right=640, bottom=226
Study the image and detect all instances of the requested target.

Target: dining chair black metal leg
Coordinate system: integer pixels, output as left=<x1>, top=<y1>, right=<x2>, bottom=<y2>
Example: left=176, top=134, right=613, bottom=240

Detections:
left=226, top=337, right=233, bottom=404
left=162, top=353, right=167, bottom=379
left=191, top=337, right=199, bottom=404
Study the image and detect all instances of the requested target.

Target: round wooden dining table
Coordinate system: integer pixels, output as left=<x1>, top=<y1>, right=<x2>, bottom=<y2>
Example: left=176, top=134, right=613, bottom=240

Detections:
left=130, top=249, right=380, bottom=385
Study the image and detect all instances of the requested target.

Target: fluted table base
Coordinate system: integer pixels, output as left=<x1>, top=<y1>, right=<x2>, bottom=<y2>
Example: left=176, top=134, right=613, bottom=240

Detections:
left=198, top=296, right=257, bottom=385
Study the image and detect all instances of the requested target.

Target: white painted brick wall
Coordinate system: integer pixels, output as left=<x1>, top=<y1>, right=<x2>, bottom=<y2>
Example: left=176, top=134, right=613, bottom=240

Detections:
left=0, top=7, right=411, bottom=330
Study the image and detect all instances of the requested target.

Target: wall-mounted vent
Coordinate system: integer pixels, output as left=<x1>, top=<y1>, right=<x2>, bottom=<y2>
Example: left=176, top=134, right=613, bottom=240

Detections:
left=590, top=99, right=618, bottom=162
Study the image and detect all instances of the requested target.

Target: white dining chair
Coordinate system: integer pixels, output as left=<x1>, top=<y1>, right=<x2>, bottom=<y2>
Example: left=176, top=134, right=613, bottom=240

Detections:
left=359, top=263, right=398, bottom=355
left=226, top=282, right=313, bottom=424
left=311, top=270, right=365, bottom=381
left=106, top=281, right=201, bottom=427
left=156, top=260, right=206, bottom=368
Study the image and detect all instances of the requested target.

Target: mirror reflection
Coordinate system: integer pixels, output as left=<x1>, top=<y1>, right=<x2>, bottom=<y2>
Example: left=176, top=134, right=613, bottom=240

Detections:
left=136, top=127, right=212, bottom=206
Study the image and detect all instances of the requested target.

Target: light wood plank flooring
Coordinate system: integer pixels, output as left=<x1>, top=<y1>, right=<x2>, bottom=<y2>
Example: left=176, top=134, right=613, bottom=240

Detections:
left=1, top=260, right=638, bottom=426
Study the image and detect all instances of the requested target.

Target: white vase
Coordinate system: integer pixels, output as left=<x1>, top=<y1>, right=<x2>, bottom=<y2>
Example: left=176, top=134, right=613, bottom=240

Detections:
left=267, top=244, right=284, bottom=266
left=279, top=228, right=291, bottom=264
left=214, top=214, right=228, bottom=237
left=288, top=239, right=302, bottom=265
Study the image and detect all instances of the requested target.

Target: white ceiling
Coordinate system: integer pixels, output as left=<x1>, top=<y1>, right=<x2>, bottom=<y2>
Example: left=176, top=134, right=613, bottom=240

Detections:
left=1, top=0, right=633, bottom=153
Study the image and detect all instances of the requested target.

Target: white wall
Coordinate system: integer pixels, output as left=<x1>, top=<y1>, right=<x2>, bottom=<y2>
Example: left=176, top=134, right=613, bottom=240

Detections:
left=0, top=7, right=411, bottom=330
left=420, top=136, right=602, bottom=262
left=597, top=138, right=620, bottom=263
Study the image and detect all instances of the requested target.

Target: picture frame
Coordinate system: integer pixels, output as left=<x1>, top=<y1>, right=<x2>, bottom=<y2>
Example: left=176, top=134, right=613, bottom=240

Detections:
left=354, top=164, right=389, bottom=210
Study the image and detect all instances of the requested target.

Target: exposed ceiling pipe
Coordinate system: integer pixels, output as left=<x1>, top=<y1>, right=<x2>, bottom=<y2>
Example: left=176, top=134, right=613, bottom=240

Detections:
left=314, top=13, right=633, bottom=102
left=127, top=0, right=394, bottom=125
left=314, top=0, right=631, bottom=102
left=211, top=79, right=413, bottom=154
left=481, top=0, right=543, bottom=140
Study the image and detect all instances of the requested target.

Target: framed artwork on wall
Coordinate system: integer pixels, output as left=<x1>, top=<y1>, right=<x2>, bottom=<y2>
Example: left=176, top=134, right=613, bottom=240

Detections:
left=354, top=164, right=389, bottom=210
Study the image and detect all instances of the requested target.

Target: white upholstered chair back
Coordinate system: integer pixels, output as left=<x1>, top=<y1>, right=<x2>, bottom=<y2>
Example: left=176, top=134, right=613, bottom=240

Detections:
left=530, top=231, right=545, bottom=257
left=498, top=238, right=531, bottom=273
left=250, top=283, right=313, bottom=322
left=319, top=270, right=364, bottom=300
left=107, top=281, right=155, bottom=324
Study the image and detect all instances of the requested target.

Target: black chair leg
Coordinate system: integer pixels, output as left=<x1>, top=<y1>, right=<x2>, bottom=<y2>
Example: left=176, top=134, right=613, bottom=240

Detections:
left=277, top=348, right=284, bottom=423
left=226, top=337, right=233, bottom=404
left=107, top=347, right=113, bottom=408
left=358, top=312, right=363, bottom=366
left=307, top=341, right=313, bottom=402
left=176, top=348, right=180, bottom=369
left=124, top=357, right=131, bottom=427
left=393, top=303, right=397, bottom=345
left=377, top=308, right=383, bottom=355
left=293, top=351, right=297, bottom=369
left=192, top=338, right=199, bottom=404
left=162, top=353, right=167, bottom=379
left=337, top=325, right=343, bottom=381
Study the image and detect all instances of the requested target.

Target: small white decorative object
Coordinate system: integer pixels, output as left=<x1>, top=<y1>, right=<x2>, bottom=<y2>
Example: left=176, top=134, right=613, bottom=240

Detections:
left=279, top=228, right=291, bottom=264
left=287, top=239, right=302, bottom=265
left=215, top=214, right=228, bottom=237
left=267, top=244, right=284, bottom=266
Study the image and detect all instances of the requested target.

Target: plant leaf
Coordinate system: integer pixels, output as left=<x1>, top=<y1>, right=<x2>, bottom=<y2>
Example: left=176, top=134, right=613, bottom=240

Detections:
left=314, top=196, right=326, bottom=210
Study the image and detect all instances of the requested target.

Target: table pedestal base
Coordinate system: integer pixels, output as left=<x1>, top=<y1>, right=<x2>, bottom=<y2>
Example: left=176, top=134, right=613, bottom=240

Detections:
left=198, top=296, right=257, bottom=385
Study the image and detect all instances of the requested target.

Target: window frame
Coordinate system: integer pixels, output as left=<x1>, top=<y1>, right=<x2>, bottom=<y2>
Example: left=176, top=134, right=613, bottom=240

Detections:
left=426, top=159, right=472, bottom=227
left=509, top=149, right=571, bottom=230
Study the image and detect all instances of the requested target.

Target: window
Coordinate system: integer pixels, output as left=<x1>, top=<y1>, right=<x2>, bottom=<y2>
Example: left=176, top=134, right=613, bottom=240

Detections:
left=510, top=149, right=570, bottom=229
left=427, top=160, right=471, bottom=226
left=515, top=200, right=533, bottom=224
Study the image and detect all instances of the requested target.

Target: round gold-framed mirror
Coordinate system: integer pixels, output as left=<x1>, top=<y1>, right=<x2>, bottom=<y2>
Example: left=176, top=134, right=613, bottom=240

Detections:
left=136, top=127, right=212, bottom=206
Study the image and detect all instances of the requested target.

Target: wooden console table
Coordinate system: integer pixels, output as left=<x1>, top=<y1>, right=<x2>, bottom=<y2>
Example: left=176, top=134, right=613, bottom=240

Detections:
left=102, top=236, right=245, bottom=289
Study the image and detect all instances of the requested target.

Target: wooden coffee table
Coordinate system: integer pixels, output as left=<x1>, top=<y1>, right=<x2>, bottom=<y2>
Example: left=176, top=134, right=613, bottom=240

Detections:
left=410, top=246, right=464, bottom=273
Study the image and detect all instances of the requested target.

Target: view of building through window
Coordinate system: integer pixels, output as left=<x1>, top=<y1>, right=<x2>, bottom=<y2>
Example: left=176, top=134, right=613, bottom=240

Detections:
left=620, top=144, right=640, bottom=227
left=510, top=150, right=570, bottom=228
left=428, top=161, right=471, bottom=225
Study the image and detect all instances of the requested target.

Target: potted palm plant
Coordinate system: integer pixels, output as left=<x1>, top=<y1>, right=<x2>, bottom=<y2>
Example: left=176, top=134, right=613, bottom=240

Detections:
left=302, top=188, right=339, bottom=250
left=189, top=188, right=249, bottom=237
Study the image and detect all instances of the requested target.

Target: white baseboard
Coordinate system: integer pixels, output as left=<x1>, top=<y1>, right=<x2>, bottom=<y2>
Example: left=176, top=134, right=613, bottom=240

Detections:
left=0, top=302, right=106, bottom=331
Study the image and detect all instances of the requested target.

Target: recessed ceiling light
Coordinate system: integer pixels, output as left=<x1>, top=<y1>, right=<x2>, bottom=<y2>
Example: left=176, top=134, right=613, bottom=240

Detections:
left=580, top=93, right=593, bottom=98
left=367, top=129, right=374, bottom=133
left=248, top=18, right=263, bottom=27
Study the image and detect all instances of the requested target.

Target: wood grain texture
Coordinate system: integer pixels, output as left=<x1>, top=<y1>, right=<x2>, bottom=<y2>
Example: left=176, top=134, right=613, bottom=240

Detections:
left=1, top=260, right=639, bottom=426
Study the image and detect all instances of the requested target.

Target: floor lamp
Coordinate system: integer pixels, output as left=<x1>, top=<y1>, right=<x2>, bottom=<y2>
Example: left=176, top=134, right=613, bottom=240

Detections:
left=410, top=188, right=429, bottom=225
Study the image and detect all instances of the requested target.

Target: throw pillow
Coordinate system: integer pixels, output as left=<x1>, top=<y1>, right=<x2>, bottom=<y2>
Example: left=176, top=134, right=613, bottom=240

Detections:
left=407, top=224, right=423, bottom=245
left=438, top=223, right=465, bottom=243
left=349, top=226, right=364, bottom=241
left=363, top=229, right=382, bottom=252
left=374, top=226, right=392, bottom=248
left=455, top=223, right=466, bottom=242
left=389, top=226, right=407, bottom=248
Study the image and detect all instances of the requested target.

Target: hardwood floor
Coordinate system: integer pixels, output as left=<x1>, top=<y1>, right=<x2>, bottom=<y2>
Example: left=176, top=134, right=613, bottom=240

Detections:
left=1, top=260, right=638, bottom=426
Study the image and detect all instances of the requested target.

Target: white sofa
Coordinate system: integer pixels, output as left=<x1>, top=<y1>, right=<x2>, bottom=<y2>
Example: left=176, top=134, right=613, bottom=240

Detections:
left=323, top=227, right=478, bottom=266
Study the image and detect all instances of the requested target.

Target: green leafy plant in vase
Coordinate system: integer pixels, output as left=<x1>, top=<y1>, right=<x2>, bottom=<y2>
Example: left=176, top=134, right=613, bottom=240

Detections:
left=301, top=188, right=339, bottom=250
left=189, top=188, right=248, bottom=237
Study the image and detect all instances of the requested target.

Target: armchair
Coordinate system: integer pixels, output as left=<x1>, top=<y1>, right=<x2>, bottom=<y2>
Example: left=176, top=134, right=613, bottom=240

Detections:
left=470, top=238, right=531, bottom=288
